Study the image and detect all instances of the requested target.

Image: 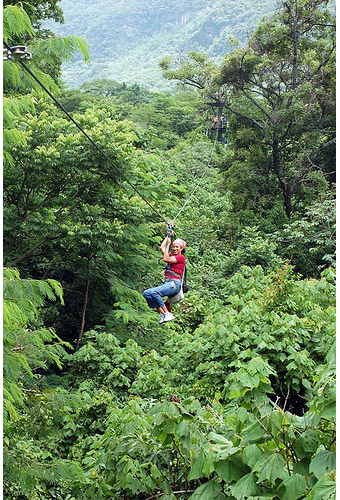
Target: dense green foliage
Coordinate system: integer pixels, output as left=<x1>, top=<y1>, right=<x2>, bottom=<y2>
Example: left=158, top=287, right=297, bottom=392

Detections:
left=3, top=266, right=336, bottom=499
left=3, top=1, right=335, bottom=499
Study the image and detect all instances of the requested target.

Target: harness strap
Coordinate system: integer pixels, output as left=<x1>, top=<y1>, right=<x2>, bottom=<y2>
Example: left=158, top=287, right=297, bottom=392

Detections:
left=166, top=269, right=182, bottom=279
left=166, top=267, right=186, bottom=287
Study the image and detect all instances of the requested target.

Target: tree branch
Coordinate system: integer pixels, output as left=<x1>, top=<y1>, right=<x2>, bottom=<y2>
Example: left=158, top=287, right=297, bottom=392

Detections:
left=9, top=236, right=60, bottom=266
left=225, top=103, right=271, bottom=143
left=239, top=87, right=272, bottom=120
left=298, top=43, right=335, bottom=86
left=12, top=345, right=29, bottom=351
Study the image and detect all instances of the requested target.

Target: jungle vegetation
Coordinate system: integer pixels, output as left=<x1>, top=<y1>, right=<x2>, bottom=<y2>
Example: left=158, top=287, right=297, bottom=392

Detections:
left=3, top=1, right=335, bottom=499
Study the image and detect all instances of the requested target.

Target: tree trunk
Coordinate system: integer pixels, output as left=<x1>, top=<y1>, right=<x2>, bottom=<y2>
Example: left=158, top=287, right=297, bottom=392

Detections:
left=75, top=254, right=93, bottom=351
left=218, top=103, right=223, bottom=142
left=272, top=140, right=292, bottom=218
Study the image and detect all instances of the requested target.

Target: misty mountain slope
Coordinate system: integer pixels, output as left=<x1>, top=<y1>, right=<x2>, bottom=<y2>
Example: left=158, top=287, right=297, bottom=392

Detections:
left=48, top=0, right=277, bottom=90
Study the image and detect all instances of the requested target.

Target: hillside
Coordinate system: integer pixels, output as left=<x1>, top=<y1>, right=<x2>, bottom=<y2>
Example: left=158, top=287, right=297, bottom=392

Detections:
left=46, top=0, right=277, bottom=90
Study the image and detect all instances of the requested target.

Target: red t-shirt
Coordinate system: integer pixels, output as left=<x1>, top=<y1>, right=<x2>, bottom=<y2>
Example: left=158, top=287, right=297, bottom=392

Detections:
left=165, top=254, right=186, bottom=280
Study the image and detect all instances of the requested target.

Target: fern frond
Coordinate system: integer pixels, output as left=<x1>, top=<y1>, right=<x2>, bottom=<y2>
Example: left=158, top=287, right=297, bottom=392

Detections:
left=4, top=271, right=64, bottom=311
left=3, top=300, right=34, bottom=328
left=4, top=59, right=59, bottom=93
left=3, top=267, right=21, bottom=280
left=3, top=60, right=22, bottom=89
left=3, top=150, right=15, bottom=168
left=3, top=95, right=36, bottom=127
left=3, top=387, right=19, bottom=422
left=3, top=269, right=68, bottom=432
left=3, top=128, right=27, bottom=149
left=3, top=5, right=35, bottom=42
left=72, top=35, right=90, bottom=63
left=3, top=349, right=33, bottom=381
left=46, top=279, right=65, bottom=305
left=30, top=35, right=90, bottom=64
left=15, top=65, right=60, bottom=94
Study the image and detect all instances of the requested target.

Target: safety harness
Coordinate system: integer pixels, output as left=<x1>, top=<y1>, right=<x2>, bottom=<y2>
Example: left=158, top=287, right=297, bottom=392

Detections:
left=163, top=221, right=188, bottom=304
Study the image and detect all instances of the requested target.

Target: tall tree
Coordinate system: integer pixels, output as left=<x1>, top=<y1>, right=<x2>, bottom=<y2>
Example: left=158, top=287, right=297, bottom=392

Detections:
left=161, top=0, right=335, bottom=218
left=217, top=0, right=335, bottom=217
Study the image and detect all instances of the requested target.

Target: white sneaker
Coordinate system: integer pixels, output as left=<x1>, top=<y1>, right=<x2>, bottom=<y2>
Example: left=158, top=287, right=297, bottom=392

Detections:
left=162, top=312, right=175, bottom=323
left=159, top=313, right=165, bottom=324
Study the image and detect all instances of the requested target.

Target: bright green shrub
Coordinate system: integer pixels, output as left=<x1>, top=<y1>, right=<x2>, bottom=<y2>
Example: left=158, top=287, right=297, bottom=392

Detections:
left=3, top=268, right=86, bottom=498
left=66, top=331, right=143, bottom=393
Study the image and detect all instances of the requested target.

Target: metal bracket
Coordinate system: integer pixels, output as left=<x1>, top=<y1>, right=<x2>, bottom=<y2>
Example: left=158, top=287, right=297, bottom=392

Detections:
left=3, top=45, right=32, bottom=61
left=167, top=220, right=174, bottom=237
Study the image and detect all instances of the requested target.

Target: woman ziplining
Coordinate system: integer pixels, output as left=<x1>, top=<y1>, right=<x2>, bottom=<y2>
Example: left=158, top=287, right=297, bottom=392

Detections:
left=141, top=132, right=218, bottom=325
left=143, top=224, right=186, bottom=324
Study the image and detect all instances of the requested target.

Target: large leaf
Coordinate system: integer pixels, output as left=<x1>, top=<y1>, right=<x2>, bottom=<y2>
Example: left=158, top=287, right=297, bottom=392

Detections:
left=241, top=420, right=266, bottom=443
left=243, top=444, right=263, bottom=468
left=305, top=474, right=336, bottom=500
left=293, top=430, right=319, bottom=459
left=239, top=371, right=260, bottom=388
left=231, top=473, right=261, bottom=499
left=216, top=455, right=249, bottom=482
left=281, top=474, right=307, bottom=500
left=206, top=432, right=241, bottom=459
left=188, top=479, right=226, bottom=500
left=309, top=451, right=336, bottom=480
left=253, top=453, right=289, bottom=484
left=188, top=453, right=205, bottom=481
left=202, top=451, right=216, bottom=477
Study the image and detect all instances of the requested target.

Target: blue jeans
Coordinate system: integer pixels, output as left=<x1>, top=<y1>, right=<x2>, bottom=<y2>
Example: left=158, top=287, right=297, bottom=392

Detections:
left=143, top=279, right=181, bottom=309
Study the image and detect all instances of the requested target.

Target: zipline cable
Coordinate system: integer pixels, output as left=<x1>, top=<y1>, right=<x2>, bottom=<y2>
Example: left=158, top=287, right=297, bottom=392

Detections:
left=5, top=42, right=221, bottom=230
left=3, top=40, right=168, bottom=224
left=172, top=130, right=218, bottom=223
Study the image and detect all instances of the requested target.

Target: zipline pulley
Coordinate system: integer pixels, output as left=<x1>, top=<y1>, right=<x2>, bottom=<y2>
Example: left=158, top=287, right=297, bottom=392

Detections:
left=3, top=45, right=32, bottom=61
left=167, top=220, right=174, bottom=238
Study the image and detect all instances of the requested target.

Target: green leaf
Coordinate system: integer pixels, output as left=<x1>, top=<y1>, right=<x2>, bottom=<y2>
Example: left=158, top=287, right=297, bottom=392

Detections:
left=282, top=474, right=307, bottom=500
left=231, top=473, right=260, bottom=499
left=253, top=453, right=289, bottom=484
left=176, top=419, right=190, bottom=437
left=206, top=432, right=240, bottom=459
left=215, top=455, right=249, bottom=482
left=319, top=402, right=336, bottom=421
left=309, top=451, right=336, bottom=480
left=242, top=420, right=266, bottom=443
left=202, top=451, right=216, bottom=477
left=189, top=479, right=226, bottom=500
left=150, top=464, right=161, bottom=479
left=46, top=279, right=65, bottom=305
left=207, top=432, right=233, bottom=446
left=292, top=458, right=309, bottom=478
left=293, top=430, right=319, bottom=459
left=188, top=453, right=205, bottom=481
left=263, top=410, right=284, bottom=436
left=239, top=372, right=260, bottom=388
left=3, top=5, right=35, bottom=41
left=243, top=444, right=263, bottom=468
left=306, top=474, right=336, bottom=500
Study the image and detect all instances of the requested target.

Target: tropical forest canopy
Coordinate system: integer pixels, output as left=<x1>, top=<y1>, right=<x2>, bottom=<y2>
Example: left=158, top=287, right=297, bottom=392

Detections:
left=3, top=1, right=335, bottom=499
